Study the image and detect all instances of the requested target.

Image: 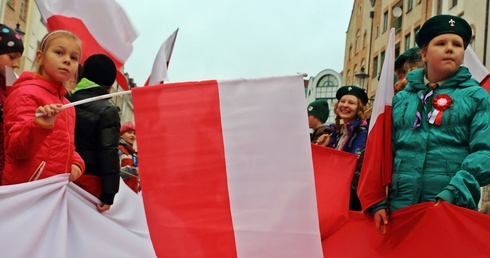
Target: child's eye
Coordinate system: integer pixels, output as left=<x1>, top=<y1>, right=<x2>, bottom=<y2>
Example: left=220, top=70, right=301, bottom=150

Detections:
left=55, top=51, right=63, bottom=55
left=71, top=55, right=79, bottom=61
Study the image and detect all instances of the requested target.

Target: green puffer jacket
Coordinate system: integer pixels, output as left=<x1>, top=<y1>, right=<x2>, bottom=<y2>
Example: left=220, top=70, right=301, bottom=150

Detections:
left=380, top=66, right=490, bottom=213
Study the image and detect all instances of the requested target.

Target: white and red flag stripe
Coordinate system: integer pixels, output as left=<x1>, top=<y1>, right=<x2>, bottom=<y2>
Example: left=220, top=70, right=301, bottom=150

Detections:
left=464, top=45, right=490, bottom=92
left=132, top=75, right=323, bottom=257
left=357, top=28, right=395, bottom=210
left=35, top=0, right=138, bottom=90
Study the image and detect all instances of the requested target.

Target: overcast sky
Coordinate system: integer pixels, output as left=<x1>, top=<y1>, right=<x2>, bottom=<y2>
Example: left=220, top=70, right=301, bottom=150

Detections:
left=117, top=0, right=354, bottom=86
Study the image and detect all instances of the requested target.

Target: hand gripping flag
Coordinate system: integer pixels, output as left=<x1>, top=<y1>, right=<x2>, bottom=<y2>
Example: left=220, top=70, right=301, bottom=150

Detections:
left=357, top=28, right=395, bottom=211
left=35, top=0, right=138, bottom=90
left=131, top=75, right=323, bottom=258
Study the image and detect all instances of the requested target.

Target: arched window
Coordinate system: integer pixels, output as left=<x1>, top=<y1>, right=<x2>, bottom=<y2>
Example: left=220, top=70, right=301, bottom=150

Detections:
left=316, top=74, right=340, bottom=122
left=363, top=31, right=367, bottom=48
left=356, top=30, right=361, bottom=54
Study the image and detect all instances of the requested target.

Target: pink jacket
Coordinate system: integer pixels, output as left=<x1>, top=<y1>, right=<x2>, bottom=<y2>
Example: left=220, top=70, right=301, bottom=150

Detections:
left=1, top=72, right=84, bottom=185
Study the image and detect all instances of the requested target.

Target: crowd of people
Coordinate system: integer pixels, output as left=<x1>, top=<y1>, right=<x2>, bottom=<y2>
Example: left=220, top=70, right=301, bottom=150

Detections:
left=310, top=14, right=490, bottom=232
left=0, top=13, right=488, bottom=234
left=0, top=27, right=139, bottom=213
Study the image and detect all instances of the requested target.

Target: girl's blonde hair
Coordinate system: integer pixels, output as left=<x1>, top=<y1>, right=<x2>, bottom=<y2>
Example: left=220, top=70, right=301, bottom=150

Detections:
left=34, top=30, right=82, bottom=82
left=333, top=99, right=366, bottom=134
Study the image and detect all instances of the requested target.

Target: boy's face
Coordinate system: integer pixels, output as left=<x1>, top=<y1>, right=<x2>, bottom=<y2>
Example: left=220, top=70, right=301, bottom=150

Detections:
left=421, top=33, right=464, bottom=81
left=121, top=130, right=136, bottom=145
left=0, top=52, right=21, bottom=76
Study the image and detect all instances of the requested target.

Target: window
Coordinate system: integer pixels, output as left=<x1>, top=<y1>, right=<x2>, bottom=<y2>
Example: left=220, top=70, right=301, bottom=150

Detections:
left=372, top=56, right=379, bottom=78
left=349, top=44, right=352, bottom=60
left=20, top=0, right=28, bottom=21
left=380, top=51, right=386, bottom=73
left=317, top=75, right=339, bottom=99
left=375, top=25, right=379, bottom=39
left=414, top=26, right=421, bottom=47
left=363, top=31, right=367, bottom=48
left=437, top=0, right=442, bottom=15
left=356, top=30, right=361, bottom=54
left=383, top=11, right=389, bottom=32
left=407, top=0, right=414, bottom=11
left=7, top=0, right=14, bottom=9
left=450, top=0, right=458, bottom=8
left=405, top=33, right=411, bottom=51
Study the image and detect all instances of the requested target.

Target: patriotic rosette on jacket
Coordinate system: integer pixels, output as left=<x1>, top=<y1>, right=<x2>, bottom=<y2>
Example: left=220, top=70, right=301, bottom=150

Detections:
left=429, top=94, right=452, bottom=125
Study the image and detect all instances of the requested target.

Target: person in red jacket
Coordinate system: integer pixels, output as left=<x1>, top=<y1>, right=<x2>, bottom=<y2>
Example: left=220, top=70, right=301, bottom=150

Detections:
left=119, top=121, right=139, bottom=193
left=0, top=24, right=24, bottom=181
left=2, top=30, right=85, bottom=185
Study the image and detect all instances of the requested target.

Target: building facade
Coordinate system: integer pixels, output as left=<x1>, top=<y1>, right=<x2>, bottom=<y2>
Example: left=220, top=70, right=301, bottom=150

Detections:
left=344, top=0, right=490, bottom=99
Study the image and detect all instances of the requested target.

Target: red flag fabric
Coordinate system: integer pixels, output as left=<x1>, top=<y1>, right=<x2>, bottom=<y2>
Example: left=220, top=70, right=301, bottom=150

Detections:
left=146, top=28, right=179, bottom=86
left=131, top=76, right=323, bottom=257
left=357, top=28, right=395, bottom=210
left=311, top=144, right=357, bottom=238
left=480, top=74, right=490, bottom=93
left=35, top=0, right=138, bottom=90
left=322, top=202, right=490, bottom=257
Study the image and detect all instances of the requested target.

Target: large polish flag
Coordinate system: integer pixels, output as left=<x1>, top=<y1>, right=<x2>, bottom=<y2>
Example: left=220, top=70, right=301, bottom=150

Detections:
left=131, top=75, right=323, bottom=257
left=357, top=28, right=395, bottom=210
left=35, top=0, right=138, bottom=90
left=464, top=45, right=490, bottom=92
left=147, top=28, right=179, bottom=86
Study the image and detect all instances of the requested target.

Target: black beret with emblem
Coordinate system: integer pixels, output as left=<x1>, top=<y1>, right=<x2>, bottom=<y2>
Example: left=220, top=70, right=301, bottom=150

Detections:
left=336, top=85, right=368, bottom=105
left=415, top=14, right=472, bottom=49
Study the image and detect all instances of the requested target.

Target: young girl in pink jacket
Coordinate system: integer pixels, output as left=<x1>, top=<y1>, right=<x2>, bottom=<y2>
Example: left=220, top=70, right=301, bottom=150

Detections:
left=2, top=30, right=85, bottom=185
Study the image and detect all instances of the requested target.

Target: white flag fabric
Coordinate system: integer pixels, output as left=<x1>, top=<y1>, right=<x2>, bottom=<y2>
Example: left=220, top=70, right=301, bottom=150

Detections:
left=358, top=28, right=395, bottom=210
left=5, top=66, right=18, bottom=87
left=463, top=45, right=489, bottom=82
left=131, top=75, right=324, bottom=257
left=0, top=174, right=156, bottom=258
left=148, top=28, right=179, bottom=85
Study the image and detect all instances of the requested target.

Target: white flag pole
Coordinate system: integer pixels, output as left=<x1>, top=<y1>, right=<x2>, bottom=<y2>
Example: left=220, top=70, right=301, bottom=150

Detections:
left=35, top=90, right=132, bottom=117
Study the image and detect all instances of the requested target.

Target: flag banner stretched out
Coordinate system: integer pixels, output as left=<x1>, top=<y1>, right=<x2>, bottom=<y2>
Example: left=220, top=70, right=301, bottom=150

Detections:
left=357, top=28, right=395, bottom=210
left=147, top=28, right=179, bottom=86
left=132, top=75, right=323, bottom=258
left=0, top=174, right=156, bottom=257
left=322, top=202, right=490, bottom=257
left=464, top=45, right=490, bottom=93
left=35, top=0, right=138, bottom=90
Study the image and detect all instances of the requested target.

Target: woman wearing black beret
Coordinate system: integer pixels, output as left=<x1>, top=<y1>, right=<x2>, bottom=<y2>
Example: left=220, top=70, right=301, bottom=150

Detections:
left=317, top=85, right=369, bottom=211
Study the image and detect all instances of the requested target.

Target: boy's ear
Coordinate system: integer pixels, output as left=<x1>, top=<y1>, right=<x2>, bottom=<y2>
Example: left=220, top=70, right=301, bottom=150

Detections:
left=420, top=49, right=428, bottom=62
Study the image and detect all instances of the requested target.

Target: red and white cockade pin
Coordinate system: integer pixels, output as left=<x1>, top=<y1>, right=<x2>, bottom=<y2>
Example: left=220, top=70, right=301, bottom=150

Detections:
left=429, top=94, right=452, bottom=125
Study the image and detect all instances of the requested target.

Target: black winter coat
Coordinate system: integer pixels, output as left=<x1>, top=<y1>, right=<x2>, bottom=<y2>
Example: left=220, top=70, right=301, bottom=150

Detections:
left=67, top=86, right=120, bottom=204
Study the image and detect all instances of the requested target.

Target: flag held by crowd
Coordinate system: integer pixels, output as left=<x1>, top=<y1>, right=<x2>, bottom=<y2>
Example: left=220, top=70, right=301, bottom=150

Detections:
left=131, top=75, right=323, bottom=257
left=357, top=28, right=395, bottom=210
left=34, top=0, right=138, bottom=90
left=0, top=175, right=156, bottom=257
left=147, top=28, right=179, bottom=86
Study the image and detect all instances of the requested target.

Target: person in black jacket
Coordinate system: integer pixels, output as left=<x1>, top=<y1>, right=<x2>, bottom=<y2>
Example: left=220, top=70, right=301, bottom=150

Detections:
left=67, top=54, right=120, bottom=213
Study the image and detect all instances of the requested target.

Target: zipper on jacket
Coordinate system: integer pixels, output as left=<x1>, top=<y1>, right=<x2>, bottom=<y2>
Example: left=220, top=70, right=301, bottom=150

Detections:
left=401, top=102, right=409, bottom=126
